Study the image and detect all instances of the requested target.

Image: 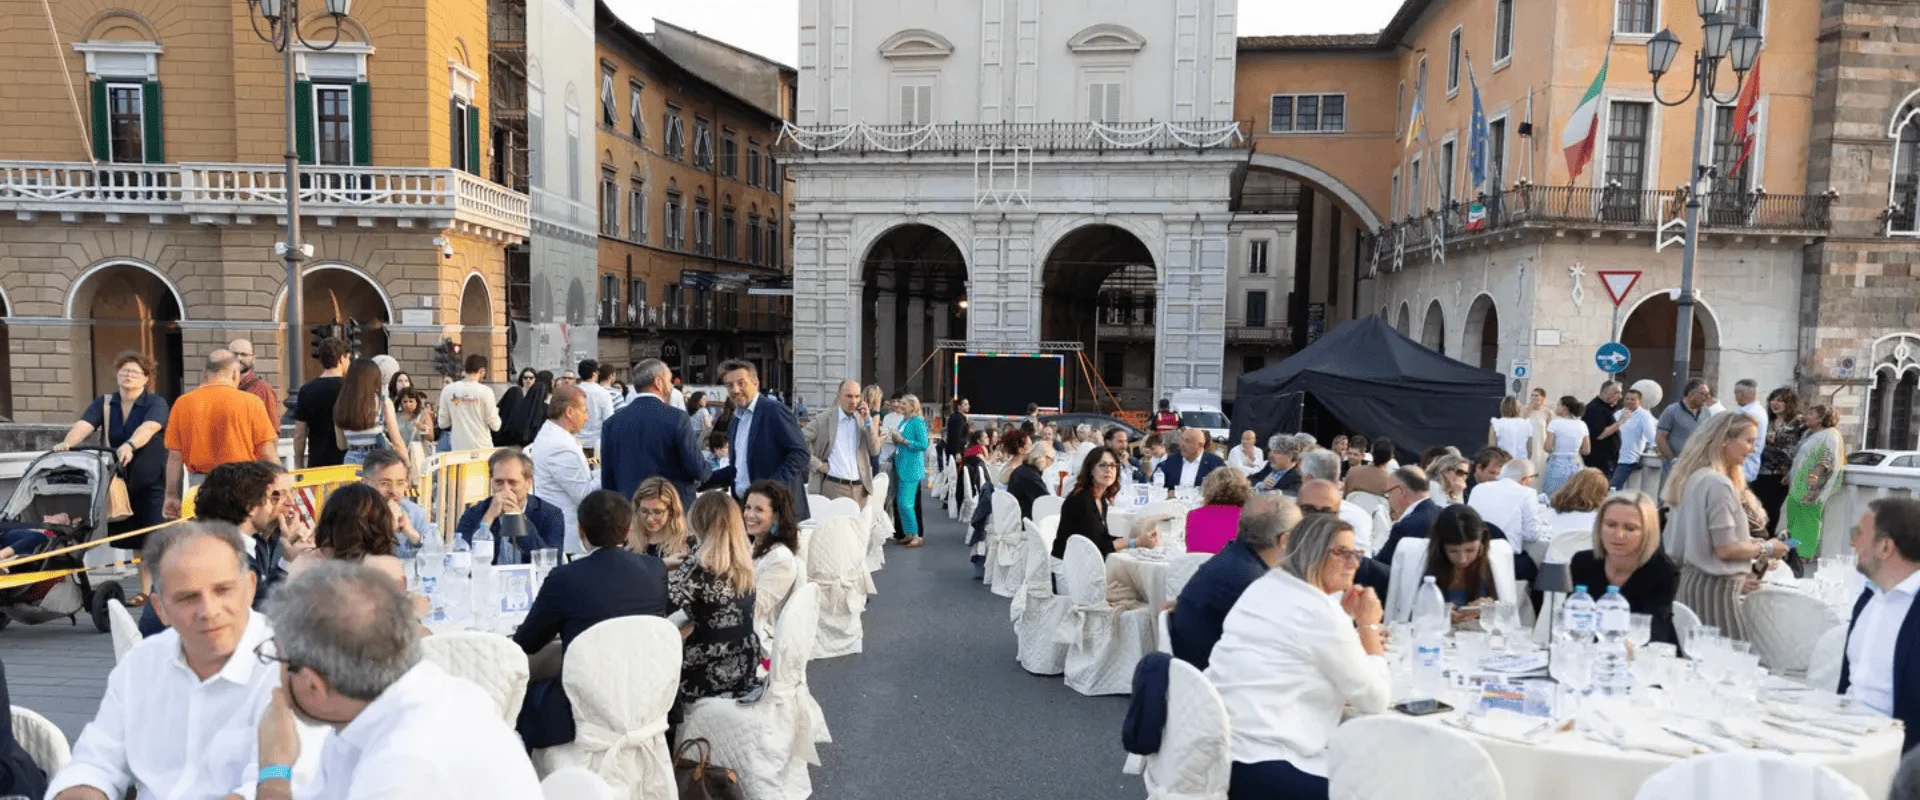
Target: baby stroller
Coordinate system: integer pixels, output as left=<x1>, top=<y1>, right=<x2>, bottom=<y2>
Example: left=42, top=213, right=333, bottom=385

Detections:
left=0, top=447, right=127, bottom=633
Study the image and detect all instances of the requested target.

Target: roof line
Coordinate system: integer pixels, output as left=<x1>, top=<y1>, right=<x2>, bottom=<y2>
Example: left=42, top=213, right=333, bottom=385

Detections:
left=594, top=0, right=784, bottom=126
left=650, top=17, right=798, bottom=75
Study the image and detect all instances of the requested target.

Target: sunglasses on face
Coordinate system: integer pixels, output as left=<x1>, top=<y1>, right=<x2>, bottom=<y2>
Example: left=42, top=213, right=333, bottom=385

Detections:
left=1329, top=547, right=1366, bottom=562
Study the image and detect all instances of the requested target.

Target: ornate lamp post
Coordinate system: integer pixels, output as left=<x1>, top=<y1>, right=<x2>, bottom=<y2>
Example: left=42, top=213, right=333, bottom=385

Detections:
left=245, top=0, right=355, bottom=395
left=1646, top=0, right=1762, bottom=405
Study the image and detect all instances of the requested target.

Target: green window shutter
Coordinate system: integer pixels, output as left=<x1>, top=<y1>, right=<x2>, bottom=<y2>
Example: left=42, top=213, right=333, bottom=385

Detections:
left=141, top=80, right=164, bottom=163
left=351, top=81, right=372, bottom=166
left=89, top=81, right=109, bottom=161
left=294, top=79, right=314, bottom=165
left=466, top=105, right=481, bottom=175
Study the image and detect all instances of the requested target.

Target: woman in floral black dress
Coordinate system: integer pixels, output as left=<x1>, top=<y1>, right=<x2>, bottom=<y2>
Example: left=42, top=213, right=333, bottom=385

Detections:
left=672, top=493, right=760, bottom=710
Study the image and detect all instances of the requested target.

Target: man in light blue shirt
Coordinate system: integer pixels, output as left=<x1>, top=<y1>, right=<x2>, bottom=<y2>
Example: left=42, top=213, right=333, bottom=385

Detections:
left=1610, top=389, right=1658, bottom=490
left=360, top=449, right=436, bottom=560
left=721, top=359, right=812, bottom=519
left=1733, top=379, right=1768, bottom=483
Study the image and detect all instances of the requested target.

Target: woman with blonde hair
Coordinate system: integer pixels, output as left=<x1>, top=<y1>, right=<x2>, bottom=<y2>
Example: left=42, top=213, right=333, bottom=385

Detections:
left=1785, top=403, right=1846, bottom=559
left=1427, top=453, right=1471, bottom=507
left=673, top=492, right=760, bottom=709
left=1662, top=411, right=1786, bottom=639
left=629, top=477, right=691, bottom=563
left=1487, top=396, right=1534, bottom=469
left=1568, top=491, right=1679, bottom=645
left=889, top=393, right=932, bottom=547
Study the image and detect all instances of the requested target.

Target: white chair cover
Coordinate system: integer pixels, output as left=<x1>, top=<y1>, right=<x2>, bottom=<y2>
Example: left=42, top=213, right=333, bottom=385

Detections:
left=795, top=523, right=814, bottom=568
left=1804, top=625, right=1849, bottom=691
left=864, top=473, right=892, bottom=573
left=808, top=516, right=869, bottom=659
left=679, top=583, right=826, bottom=800
left=543, top=767, right=617, bottom=800
left=531, top=617, right=680, bottom=798
left=419, top=631, right=531, bottom=723
left=1672, top=601, right=1702, bottom=647
left=1329, top=715, right=1506, bottom=800
left=1744, top=587, right=1842, bottom=674
left=1012, top=522, right=1071, bottom=675
left=1487, top=538, right=1519, bottom=604
left=1347, top=491, right=1387, bottom=517
left=10, top=704, right=69, bottom=776
left=1136, top=659, right=1231, bottom=799
left=754, top=546, right=802, bottom=648
left=804, top=495, right=832, bottom=519
left=1633, top=752, right=1866, bottom=800
left=1543, top=529, right=1595, bottom=564
left=986, top=493, right=1023, bottom=598
left=1155, top=607, right=1173, bottom=654
left=1165, top=553, right=1212, bottom=605
left=1056, top=536, right=1150, bottom=696
left=1032, top=495, right=1065, bottom=525
left=107, top=598, right=141, bottom=663
left=824, top=496, right=862, bottom=520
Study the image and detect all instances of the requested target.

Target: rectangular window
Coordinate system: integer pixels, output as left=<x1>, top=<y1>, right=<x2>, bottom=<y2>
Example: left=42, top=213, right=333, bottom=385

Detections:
left=1391, top=171, right=1401, bottom=218
left=721, top=208, right=737, bottom=260
left=1447, top=27, right=1462, bottom=93
left=1488, top=118, right=1508, bottom=189
left=600, top=171, right=620, bottom=236
left=748, top=214, right=762, bottom=264
left=629, top=82, right=644, bottom=140
left=765, top=219, right=780, bottom=268
left=693, top=118, right=713, bottom=169
left=1245, top=291, right=1268, bottom=328
left=721, top=132, right=738, bottom=178
left=899, top=84, right=933, bottom=126
left=315, top=84, right=353, bottom=166
left=1616, top=0, right=1656, bottom=34
left=449, top=98, right=469, bottom=172
left=600, top=274, right=620, bottom=326
left=747, top=142, right=762, bottom=186
left=1297, top=96, right=1320, bottom=132
left=693, top=198, right=711, bottom=254
left=1248, top=240, right=1269, bottom=274
left=1087, top=81, right=1122, bottom=123
left=1395, top=82, right=1405, bottom=137
left=1494, top=0, right=1515, bottom=62
left=1712, top=104, right=1753, bottom=191
left=629, top=278, right=647, bottom=324
left=1321, top=96, right=1345, bottom=133
left=103, top=83, right=148, bottom=164
left=1439, top=139, right=1457, bottom=208
left=665, top=192, right=684, bottom=250
left=629, top=180, right=646, bottom=242
left=769, top=159, right=781, bottom=194
left=600, top=69, right=616, bottom=126
left=1726, top=0, right=1762, bottom=27
left=664, top=106, right=685, bottom=160
left=1102, top=350, right=1125, bottom=388
left=1605, top=101, right=1652, bottom=192
left=1269, top=95, right=1293, bottom=132
left=1409, top=157, right=1423, bottom=212
left=1268, top=94, right=1345, bottom=133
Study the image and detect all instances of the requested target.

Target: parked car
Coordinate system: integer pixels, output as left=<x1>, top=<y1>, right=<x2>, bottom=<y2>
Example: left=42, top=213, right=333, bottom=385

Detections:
left=1846, top=450, right=1920, bottom=480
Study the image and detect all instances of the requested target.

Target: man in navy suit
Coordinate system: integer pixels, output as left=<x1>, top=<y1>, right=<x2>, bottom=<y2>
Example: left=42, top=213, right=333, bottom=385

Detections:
left=1376, top=466, right=1442, bottom=566
left=514, top=490, right=673, bottom=748
left=1839, top=497, right=1920, bottom=752
left=721, top=359, right=812, bottom=520
left=601, top=359, right=712, bottom=509
left=1170, top=494, right=1300, bottom=670
left=1156, top=428, right=1227, bottom=497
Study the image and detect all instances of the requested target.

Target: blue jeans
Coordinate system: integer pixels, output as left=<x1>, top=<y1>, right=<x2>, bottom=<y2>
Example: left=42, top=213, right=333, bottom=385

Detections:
left=1609, top=460, right=1641, bottom=490
left=1230, top=760, right=1327, bottom=800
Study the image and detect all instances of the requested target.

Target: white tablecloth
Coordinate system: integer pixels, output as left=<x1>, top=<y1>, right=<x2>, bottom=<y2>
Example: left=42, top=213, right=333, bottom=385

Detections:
left=1107, top=551, right=1170, bottom=610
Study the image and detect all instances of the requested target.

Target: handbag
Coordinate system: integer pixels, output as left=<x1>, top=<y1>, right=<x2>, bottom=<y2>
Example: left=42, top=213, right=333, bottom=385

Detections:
left=672, top=738, right=747, bottom=800
left=99, top=394, right=134, bottom=522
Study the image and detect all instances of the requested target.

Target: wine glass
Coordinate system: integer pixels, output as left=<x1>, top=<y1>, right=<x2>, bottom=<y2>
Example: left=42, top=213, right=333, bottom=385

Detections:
left=1496, top=601, right=1524, bottom=653
left=1628, top=613, right=1654, bottom=649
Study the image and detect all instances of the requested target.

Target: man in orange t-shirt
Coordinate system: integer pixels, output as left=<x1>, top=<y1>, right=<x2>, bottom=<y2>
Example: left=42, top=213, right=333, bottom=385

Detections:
left=163, top=349, right=281, bottom=518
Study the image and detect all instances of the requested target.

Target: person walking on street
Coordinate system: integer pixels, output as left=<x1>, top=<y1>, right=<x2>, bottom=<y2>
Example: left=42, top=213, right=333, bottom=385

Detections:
left=944, top=397, right=971, bottom=464
left=806, top=379, right=880, bottom=506
left=229, top=338, right=280, bottom=421
left=1733, top=379, right=1770, bottom=485
left=163, top=350, right=280, bottom=519
left=292, top=338, right=350, bottom=469
left=1753, top=387, right=1806, bottom=531
left=601, top=360, right=712, bottom=510
left=724, top=359, right=813, bottom=522
left=53, top=352, right=169, bottom=606
left=1609, top=389, right=1659, bottom=490
left=438, top=355, right=502, bottom=452
left=333, top=359, right=407, bottom=467
left=889, top=395, right=932, bottom=547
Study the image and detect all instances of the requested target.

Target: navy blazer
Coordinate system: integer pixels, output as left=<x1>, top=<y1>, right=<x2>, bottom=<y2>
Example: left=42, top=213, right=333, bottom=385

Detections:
left=601, top=395, right=713, bottom=510
left=454, top=495, right=566, bottom=564
left=513, top=546, right=674, bottom=748
left=729, top=394, right=812, bottom=519
left=1376, top=499, right=1442, bottom=566
left=1839, top=587, right=1920, bottom=752
left=1156, top=452, right=1227, bottom=491
left=1168, top=540, right=1270, bottom=671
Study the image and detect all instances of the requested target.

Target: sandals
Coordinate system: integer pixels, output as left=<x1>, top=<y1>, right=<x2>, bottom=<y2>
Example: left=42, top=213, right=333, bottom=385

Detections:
left=124, top=592, right=149, bottom=608
left=903, top=537, right=925, bottom=548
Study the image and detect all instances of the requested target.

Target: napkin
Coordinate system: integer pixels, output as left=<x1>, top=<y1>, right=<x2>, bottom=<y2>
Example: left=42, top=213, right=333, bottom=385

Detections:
left=1606, top=728, right=1699, bottom=758
left=1468, top=709, right=1559, bottom=743
left=1765, top=702, right=1886, bottom=735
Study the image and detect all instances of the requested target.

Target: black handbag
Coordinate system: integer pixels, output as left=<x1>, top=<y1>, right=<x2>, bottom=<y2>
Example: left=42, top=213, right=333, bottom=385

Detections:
left=672, top=738, right=747, bottom=800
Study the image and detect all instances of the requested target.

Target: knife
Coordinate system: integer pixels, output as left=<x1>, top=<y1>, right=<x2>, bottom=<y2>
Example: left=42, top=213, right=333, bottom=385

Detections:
left=1660, top=724, right=1731, bottom=753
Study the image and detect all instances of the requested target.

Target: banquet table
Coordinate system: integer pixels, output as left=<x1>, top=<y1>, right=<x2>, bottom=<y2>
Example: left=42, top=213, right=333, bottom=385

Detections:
left=1107, top=550, right=1171, bottom=610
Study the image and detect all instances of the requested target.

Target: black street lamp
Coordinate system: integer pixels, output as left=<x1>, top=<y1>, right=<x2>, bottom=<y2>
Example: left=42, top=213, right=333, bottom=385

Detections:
left=1647, top=0, right=1762, bottom=407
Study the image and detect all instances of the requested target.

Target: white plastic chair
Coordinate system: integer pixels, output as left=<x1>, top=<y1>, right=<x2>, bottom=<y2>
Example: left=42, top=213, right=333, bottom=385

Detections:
left=1672, top=601, right=1702, bottom=649
left=1137, top=659, right=1230, bottom=799
left=808, top=516, right=869, bottom=659
left=985, top=492, right=1022, bottom=597
left=1347, top=491, right=1387, bottom=517
left=420, top=631, right=531, bottom=723
left=1803, top=625, right=1849, bottom=692
left=107, top=597, right=141, bottom=663
left=1165, top=553, right=1211, bottom=605
left=679, top=583, right=826, bottom=800
left=542, top=767, right=616, bottom=800
left=804, top=494, right=832, bottom=520
left=825, top=496, right=862, bottom=521
left=1012, top=522, right=1071, bottom=675
left=1154, top=608, right=1173, bottom=654
left=1633, top=752, right=1866, bottom=800
left=1386, top=536, right=1517, bottom=624
left=10, top=704, right=70, bottom=777
left=1032, top=494, right=1065, bottom=524
left=1057, top=535, right=1151, bottom=696
left=531, top=617, right=681, bottom=797
left=1744, top=587, right=1843, bottom=674
left=1329, top=715, right=1506, bottom=800
left=1543, top=529, right=1595, bottom=564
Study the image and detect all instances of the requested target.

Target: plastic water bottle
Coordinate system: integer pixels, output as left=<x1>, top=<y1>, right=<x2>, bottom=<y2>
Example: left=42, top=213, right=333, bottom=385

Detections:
left=447, top=536, right=472, bottom=577
left=471, top=525, right=496, bottom=568
left=1409, top=576, right=1450, bottom=705
left=1592, top=586, right=1634, bottom=697
left=470, top=564, right=498, bottom=631
left=1562, top=585, right=1597, bottom=642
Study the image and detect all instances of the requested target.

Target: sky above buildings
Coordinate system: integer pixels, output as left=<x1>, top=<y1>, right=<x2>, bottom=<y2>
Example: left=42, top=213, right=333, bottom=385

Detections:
left=602, top=0, right=1406, bottom=67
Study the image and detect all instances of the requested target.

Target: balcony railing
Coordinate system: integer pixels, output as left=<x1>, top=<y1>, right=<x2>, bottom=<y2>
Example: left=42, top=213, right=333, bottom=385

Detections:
left=0, top=161, right=529, bottom=239
left=1236, top=188, right=1304, bottom=215
left=778, top=120, right=1245, bottom=155
left=600, top=302, right=790, bottom=333
left=1369, top=183, right=1833, bottom=270
left=1227, top=324, right=1290, bottom=342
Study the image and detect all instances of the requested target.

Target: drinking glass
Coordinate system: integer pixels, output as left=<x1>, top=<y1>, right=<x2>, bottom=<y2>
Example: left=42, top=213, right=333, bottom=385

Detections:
left=1493, top=601, right=1523, bottom=653
left=1456, top=631, right=1491, bottom=669
left=1628, top=613, right=1654, bottom=649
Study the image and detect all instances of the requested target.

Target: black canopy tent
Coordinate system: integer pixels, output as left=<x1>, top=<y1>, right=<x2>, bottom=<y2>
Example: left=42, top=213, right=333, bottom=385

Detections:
left=1232, top=315, right=1506, bottom=462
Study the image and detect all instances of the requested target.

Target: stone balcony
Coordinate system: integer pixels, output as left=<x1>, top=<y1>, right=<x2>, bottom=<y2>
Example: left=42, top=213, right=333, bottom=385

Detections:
left=0, top=161, right=530, bottom=242
left=778, top=120, right=1246, bottom=156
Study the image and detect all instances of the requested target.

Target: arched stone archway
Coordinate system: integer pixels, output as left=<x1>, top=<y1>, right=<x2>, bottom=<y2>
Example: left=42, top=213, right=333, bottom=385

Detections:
left=861, top=223, right=968, bottom=398
left=1462, top=294, right=1500, bottom=370
left=68, top=261, right=185, bottom=401
left=1421, top=300, right=1446, bottom=355
left=1620, top=292, right=1721, bottom=394
left=1041, top=224, right=1157, bottom=411
left=275, top=263, right=393, bottom=379
left=1866, top=366, right=1919, bottom=450
left=460, top=274, right=495, bottom=373
left=565, top=279, right=587, bottom=326
left=1247, top=153, right=1384, bottom=230
left=1395, top=302, right=1411, bottom=336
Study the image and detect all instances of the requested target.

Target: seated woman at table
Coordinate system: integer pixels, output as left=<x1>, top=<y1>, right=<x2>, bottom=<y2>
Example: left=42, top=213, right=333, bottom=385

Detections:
left=673, top=493, right=761, bottom=713
left=1052, top=447, right=1163, bottom=560
left=629, top=477, right=693, bottom=564
left=1427, top=453, right=1470, bottom=507
left=290, top=483, right=406, bottom=590
left=1186, top=467, right=1254, bottom=555
left=1422, top=504, right=1499, bottom=625
left=514, top=490, right=673, bottom=748
left=743, top=479, right=802, bottom=649
left=1009, top=446, right=1054, bottom=521
left=1207, top=514, right=1387, bottom=800
left=1546, top=467, right=1609, bottom=535
left=1568, top=490, right=1678, bottom=645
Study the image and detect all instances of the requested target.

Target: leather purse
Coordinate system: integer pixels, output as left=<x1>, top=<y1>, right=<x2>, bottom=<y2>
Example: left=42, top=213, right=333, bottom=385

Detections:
left=672, top=738, right=747, bottom=800
left=99, top=395, right=134, bottom=522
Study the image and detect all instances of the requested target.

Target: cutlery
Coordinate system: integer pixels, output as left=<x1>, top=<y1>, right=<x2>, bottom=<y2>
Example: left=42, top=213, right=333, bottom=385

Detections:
left=1446, top=715, right=1552, bottom=745
left=1585, top=729, right=1681, bottom=757
left=1711, top=720, right=1794, bottom=755
left=1762, top=717, right=1855, bottom=747
left=1660, top=724, right=1731, bottom=753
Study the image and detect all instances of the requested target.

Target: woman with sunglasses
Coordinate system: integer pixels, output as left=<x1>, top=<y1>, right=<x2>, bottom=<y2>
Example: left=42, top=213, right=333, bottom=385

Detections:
left=1427, top=454, right=1471, bottom=507
left=1051, top=447, right=1166, bottom=560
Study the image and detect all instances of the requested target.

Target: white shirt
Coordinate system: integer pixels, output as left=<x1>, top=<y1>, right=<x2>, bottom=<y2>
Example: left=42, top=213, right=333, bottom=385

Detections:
left=1227, top=444, right=1263, bottom=473
left=49, top=611, right=283, bottom=800
left=668, top=387, right=685, bottom=409
left=1489, top=417, right=1533, bottom=461
left=1469, top=478, right=1543, bottom=543
left=1739, top=400, right=1769, bottom=482
left=1546, top=417, right=1588, bottom=457
left=437, top=379, right=501, bottom=452
left=576, top=381, right=616, bottom=450
left=527, top=420, right=596, bottom=554
left=731, top=394, right=763, bottom=497
left=1206, top=569, right=1390, bottom=775
left=828, top=407, right=862, bottom=481
left=1337, top=499, right=1387, bottom=554
left=309, top=660, right=542, bottom=800
left=1846, top=570, right=1920, bottom=717
left=1615, top=408, right=1658, bottom=465
left=1178, top=456, right=1204, bottom=487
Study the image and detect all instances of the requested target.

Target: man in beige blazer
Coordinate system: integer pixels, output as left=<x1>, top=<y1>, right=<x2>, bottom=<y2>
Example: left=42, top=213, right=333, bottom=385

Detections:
left=806, top=379, right=882, bottom=504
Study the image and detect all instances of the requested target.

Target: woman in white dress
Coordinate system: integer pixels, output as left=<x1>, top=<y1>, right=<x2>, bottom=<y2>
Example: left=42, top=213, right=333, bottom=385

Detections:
left=1524, top=388, right=1553, bottom=472
left=1542, top=396, right=1592, bottom=495
left=743, top=479, right=803, bottom=650
left=1487, top=395, right=1533, bottom=464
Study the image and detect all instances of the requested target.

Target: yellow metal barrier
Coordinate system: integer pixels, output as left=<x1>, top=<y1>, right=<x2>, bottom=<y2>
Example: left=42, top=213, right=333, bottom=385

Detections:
left=416, top=449, right=499, bottom=546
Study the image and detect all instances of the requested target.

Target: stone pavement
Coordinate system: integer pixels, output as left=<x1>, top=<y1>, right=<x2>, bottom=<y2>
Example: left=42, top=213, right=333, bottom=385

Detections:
left=4, top=608, right=118, bottom=740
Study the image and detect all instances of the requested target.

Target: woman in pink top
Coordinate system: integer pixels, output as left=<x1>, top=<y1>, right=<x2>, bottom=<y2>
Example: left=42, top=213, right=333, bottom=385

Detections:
left=1185, top=467, right=1255, bottom=554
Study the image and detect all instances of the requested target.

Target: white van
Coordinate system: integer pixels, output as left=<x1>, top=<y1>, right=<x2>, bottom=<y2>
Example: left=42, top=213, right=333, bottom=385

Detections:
left=1168, top=389, right=1230, bottom=443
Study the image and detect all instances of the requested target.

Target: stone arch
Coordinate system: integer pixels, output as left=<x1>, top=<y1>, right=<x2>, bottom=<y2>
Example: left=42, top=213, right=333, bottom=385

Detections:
left=1248, top=153, right=1384, bottom=230
left=66, top=258, right=185, bottom=401
left=1420, top=299, right=1446, bottom=355
left=452, top=37, right=473, bottom=69
left=1040, top=223, right=1160, bottom=411
left=1462, top=293, right=1500, bottom=370
left=296, top=12, right=369, bottom=43
left=79, top=9, right=160, bottom=42
left=460, top=273, right=496, bottom=369
left=66, top=258, right=188, bottom=321
left=1863, top=332, right=1920, bottom=449
left=1067, top=23, right=1147, bottom=54
left=1619, top=290, right=1723, bottom=395
left=565, top=279, right=587, bottom=326
left=533, top=273, right=553, bottom=323
left=860, top=221, right=970, bottom=397
left=270, top=262, right=396, bottom=325
left=878, top=28, right=954, bottom=59
left=1030, top=215, right=1162, bottom=285
left=1888, top=90, right=1920, bottom=235
left=1395, top=301, right=1411, bottom=336
left=273, top=261, right=394, bottom=380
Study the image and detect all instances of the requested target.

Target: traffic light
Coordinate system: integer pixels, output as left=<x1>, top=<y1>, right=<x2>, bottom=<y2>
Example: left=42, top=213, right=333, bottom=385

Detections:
left=345, top=318, right=365, bottom=357
left=308, top=324, right=333, bottom=360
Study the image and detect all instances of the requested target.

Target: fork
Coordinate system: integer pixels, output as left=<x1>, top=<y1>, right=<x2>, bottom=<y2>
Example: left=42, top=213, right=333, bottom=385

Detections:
left=1711, top=720, right=1794, bottom=755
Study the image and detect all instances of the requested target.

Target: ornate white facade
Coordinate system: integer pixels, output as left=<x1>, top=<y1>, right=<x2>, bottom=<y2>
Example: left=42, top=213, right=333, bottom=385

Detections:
left=784, top=0, right=1246, bottom=408
left=521, top=0, right=601, bottom=371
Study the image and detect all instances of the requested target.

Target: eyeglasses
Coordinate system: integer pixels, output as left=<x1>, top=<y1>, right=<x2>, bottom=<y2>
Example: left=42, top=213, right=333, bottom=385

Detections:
left=1449, top=469, right=1469, bottom=477
left=254, top=639, right=301, bottom=671
left=1329, top=547, right=1366, bottom=562
left=1095, top=462, right=1119, bottom=470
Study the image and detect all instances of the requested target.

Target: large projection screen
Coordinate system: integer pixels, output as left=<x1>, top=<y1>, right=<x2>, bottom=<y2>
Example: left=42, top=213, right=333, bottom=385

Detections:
left=952, top=353, right=1064, bottom=416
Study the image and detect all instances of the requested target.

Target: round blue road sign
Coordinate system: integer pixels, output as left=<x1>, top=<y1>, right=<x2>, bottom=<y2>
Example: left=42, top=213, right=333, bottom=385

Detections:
left=1595, top=342, right=1631, bottom=374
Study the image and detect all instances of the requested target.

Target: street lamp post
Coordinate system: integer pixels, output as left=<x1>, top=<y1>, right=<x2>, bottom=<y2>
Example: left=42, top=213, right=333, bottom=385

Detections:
left=245, top=0, right=355, bottom=397
left=1646, top=0, right=1762, bottom=406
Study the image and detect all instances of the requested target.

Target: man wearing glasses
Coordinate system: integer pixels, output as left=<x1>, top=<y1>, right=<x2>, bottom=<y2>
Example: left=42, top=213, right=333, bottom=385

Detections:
left=139, top=461, right=313, bottom=637
left=1375, top=467, right=1438, bottom=566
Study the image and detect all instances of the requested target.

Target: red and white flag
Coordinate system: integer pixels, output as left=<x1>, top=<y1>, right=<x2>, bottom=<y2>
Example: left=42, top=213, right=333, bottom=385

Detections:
left=1728, top=57, right=1763, bottom=179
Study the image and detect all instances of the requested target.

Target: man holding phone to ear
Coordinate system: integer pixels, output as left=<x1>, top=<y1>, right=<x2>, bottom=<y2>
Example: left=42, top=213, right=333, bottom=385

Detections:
left=805, top=379, right=881, bottom=506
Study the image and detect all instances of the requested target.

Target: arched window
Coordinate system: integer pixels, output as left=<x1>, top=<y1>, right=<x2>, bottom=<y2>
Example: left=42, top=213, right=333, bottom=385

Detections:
left=1891, top=93, right=1920, bottom=236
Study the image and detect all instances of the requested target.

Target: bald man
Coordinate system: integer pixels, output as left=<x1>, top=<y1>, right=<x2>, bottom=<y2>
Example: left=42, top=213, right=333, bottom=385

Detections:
left=1295, top=479, right=1393, bottom=598
left=1156, top=427, right=1227, bottom=497
left=805, top=379, right=881, bottom=504
left=228, top=338, right=280, bottom=419
left=163, top=350, right=281, bottom=519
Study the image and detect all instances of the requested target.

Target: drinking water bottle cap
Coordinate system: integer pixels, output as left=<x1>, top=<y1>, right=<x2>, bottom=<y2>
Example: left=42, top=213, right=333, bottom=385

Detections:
left=1573, top=584, right=1587, bottom=593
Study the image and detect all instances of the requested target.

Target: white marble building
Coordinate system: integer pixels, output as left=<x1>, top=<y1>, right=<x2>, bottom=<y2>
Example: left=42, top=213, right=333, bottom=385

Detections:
left=520, top=0, right=601, bottom=372
left=783, top=0, right=1246, bottom=409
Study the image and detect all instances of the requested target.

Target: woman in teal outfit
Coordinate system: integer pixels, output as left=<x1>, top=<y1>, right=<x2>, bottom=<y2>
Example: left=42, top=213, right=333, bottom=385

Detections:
left=891, top=394, right=931, bottom=548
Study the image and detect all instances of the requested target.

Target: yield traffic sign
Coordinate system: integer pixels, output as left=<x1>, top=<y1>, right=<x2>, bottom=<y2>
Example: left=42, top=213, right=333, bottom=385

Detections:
left=1597, top=270, right=1641, bottom=307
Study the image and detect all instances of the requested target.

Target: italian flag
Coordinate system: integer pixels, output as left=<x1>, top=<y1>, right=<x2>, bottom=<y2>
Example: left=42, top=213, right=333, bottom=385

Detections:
left=1562, top=51, right=1611, bottom=182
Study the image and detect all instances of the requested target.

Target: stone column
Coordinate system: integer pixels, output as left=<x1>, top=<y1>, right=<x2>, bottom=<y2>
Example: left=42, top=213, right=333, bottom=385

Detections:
left=1157, top=213, right=1231, bottom=396
left=875, top=285, right=898, bottom=392
left=968, top=213, right=1031, bottom=348
left=906, top=276, right=927, bottom=395
left=793, top=213, right=855, bottom=408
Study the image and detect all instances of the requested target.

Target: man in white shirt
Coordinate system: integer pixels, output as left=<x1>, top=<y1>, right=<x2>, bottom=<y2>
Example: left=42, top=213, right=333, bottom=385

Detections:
left=1841, top=498, right=1920, bottom=747
left=436, top=355, right=501, bottom=452
left=50, top=522, right=290, bottom=800
left=1609, top=388, right=1659, bottom=490
left=1468, top=458, right=1543, bottom=547
left=574, top=359, right=615, bottom=458
left=1226, top=430, right=1264, bottom=474
left=527, top=384, right=597, bottom=554
left=253, top=561, right=542, bottom=800
left=805, top=379, right=880, bottom=505
left=1733, top=378, right=1768, bottom=483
